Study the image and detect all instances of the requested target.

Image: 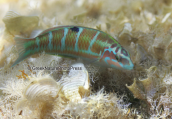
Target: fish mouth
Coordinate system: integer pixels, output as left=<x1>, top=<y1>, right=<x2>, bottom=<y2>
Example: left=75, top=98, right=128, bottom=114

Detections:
left=123, top=63, right=134, bottom=70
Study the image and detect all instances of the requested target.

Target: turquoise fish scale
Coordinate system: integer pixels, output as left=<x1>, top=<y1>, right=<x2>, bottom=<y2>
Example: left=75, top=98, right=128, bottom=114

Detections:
left=12, top=26, right=134, bottom=70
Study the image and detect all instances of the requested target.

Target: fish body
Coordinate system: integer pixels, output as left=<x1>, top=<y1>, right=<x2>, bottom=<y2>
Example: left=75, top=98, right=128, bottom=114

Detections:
left=12, top=26, right=134, bottom=70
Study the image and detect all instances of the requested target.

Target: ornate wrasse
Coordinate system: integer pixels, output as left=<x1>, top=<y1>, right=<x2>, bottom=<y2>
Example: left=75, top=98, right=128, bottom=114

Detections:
left=12, top=26, right=134, bottom=70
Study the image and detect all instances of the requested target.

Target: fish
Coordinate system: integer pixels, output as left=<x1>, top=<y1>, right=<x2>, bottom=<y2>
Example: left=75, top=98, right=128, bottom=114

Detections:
left=11, top=26, right=134, bottom=70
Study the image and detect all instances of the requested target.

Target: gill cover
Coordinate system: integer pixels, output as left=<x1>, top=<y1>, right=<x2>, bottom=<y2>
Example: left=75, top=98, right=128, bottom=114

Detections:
left=101, top=43, right=134, bottom=70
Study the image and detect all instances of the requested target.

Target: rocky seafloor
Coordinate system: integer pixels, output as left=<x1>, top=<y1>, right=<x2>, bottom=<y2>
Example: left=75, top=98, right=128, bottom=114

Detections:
left=1, top=0, right=172, bottom=118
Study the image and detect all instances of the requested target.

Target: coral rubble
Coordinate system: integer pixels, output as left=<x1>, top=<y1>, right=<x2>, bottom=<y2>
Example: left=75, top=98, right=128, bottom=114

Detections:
left=1, top=0, right=172, bottom=118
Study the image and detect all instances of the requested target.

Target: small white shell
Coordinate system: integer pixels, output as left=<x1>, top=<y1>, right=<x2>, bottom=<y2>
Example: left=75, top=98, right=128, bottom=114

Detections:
left=15, top=74, right=61, bottom=115
left=24, top=75, right=60, bottom=102
left=59, top=63, right=90, bottom=101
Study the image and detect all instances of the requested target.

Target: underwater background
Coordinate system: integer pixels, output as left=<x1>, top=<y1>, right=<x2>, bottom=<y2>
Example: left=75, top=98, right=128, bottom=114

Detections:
left=0, top=0, right=172, bottom=118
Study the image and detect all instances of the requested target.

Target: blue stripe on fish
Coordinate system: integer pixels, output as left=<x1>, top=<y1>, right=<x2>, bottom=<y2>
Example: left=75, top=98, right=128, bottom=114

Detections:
left=61, top=28, right=68, bottom=51
left=88, top=31, right=100, bottom=53
left=104, top=57, right=110, bottom=65
left=75, top=27, right=83, bottom=52
left=48, top=31, right=53, bottom=50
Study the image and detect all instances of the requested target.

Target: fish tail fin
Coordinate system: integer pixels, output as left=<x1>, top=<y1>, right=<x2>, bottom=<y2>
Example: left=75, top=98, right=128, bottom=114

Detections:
left=11, top=36, right=32, bottom=67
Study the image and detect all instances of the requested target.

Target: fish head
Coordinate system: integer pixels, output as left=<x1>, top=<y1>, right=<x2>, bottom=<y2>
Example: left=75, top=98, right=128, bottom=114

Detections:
left=101, top=43, right=134, bottom=70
